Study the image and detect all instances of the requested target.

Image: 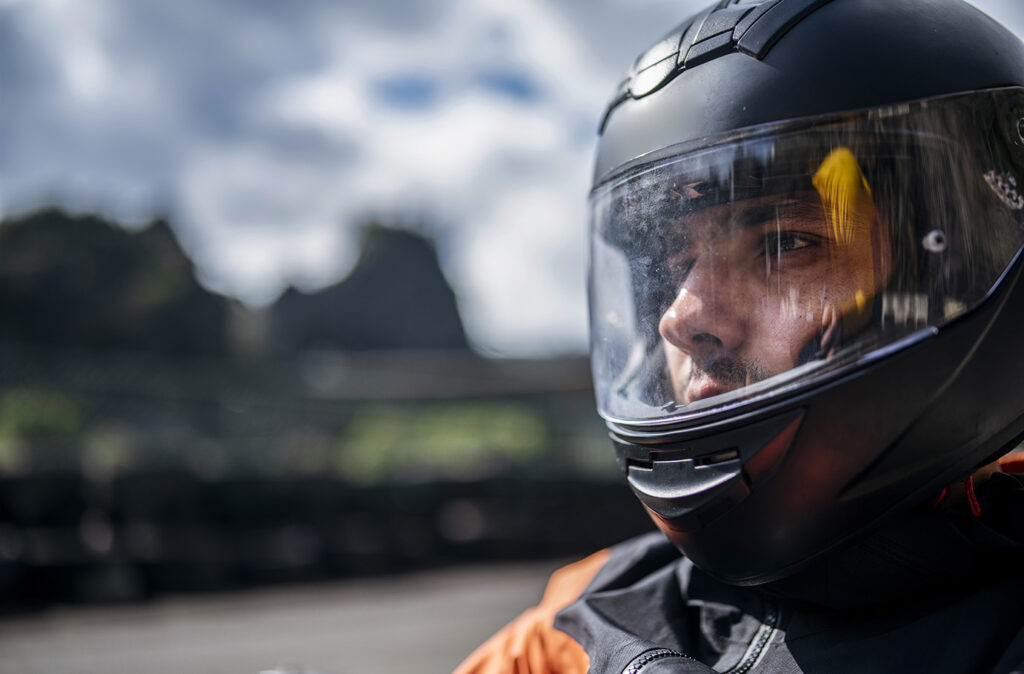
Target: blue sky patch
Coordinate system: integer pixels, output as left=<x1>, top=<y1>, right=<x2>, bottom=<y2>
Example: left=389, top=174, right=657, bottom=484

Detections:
left=371, top=75, right=440, bottom=110
left=474, top=69, right=541, bottom=103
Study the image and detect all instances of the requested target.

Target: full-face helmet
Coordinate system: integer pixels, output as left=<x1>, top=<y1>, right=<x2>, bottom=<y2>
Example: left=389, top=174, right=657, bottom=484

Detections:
left=589, top=0, right=1024, bottom=584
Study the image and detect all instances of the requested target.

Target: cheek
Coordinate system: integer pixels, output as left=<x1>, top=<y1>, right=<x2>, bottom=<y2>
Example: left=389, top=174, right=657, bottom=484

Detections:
left=750, top=290, right=825, bottom=371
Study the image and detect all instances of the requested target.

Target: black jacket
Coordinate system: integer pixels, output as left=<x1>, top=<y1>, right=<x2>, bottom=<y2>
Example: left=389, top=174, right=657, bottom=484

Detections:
left=553, top=473, right=1024, bottom=673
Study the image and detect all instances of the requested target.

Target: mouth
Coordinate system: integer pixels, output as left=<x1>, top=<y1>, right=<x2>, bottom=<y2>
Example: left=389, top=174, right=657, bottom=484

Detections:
left=684, top=373, right=731, bottom=402
left=681, top=357, right=768, bottom=404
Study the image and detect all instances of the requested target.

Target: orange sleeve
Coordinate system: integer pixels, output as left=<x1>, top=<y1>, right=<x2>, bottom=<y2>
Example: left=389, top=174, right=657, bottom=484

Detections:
left=999, top=449, right=1024, bottom=474
left=453, top=548, right=610, bottom=674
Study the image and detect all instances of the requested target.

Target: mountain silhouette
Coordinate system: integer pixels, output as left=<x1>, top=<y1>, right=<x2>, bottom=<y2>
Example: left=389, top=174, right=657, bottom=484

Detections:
left=0, top=211, right=469, bottom=355
left=269, top=225, right=469, bottom=352
left=0, top=209, right=229, bottom=354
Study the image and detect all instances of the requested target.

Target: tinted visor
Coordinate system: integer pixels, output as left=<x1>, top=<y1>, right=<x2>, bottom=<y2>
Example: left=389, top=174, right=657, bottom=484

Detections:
left=590, top=88, right=1024, bottom=424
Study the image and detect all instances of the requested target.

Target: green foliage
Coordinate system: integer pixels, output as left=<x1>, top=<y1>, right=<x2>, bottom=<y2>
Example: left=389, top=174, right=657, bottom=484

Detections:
left=0, top=386, right=82, bottom=440
left=337, top=402, right=549, bottom=482
left=0, top=386, right=82, bottom=473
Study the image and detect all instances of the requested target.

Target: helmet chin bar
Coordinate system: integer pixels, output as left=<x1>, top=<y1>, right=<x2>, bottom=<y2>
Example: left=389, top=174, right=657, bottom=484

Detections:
left=619, top=410, right=804, bottom=531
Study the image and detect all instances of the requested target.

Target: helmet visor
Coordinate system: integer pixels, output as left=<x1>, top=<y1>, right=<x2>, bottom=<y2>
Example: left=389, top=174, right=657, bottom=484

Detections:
left=590, top=88, right=1024, bottom=425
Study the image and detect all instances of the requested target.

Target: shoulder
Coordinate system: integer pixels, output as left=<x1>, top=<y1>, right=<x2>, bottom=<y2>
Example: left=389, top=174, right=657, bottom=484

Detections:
left=455, top=533, right=682, bottom=674
left=453, top=549, right=610, bottom=674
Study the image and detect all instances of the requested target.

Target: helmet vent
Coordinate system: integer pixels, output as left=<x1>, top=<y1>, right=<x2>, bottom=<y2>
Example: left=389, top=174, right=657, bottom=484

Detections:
left=734, top=0, right=836, bottom=58
left=695, top=448, right=741, bottom=466
left=984, top=170, right=1024, bottom=210
left=608, top=0, right=836, bottom=126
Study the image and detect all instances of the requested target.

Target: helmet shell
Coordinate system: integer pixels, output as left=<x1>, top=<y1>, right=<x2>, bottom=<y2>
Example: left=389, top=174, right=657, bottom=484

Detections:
left=596, top=0, right=1024, bottom=183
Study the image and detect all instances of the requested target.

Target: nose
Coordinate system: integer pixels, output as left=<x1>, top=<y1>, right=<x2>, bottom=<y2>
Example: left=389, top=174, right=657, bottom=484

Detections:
left=658, top=251, right=747, bottom=359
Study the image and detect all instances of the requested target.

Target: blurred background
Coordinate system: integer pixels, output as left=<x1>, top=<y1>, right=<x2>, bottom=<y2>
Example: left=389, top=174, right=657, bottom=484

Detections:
left=0, top=0, right=1022, bottom=671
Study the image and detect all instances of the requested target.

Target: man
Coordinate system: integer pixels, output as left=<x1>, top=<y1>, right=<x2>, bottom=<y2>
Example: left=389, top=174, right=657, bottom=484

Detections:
left=458, top=0, right=1024, bottom=671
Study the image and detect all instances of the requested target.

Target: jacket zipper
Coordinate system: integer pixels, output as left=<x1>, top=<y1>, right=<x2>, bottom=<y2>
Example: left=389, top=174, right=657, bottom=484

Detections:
left=622, top=647, right=692, bottom=674
left=722, top=597, right=779, bottom=674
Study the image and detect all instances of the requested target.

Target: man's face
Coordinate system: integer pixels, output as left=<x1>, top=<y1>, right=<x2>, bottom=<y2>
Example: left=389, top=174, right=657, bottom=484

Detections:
left=658, top=190, right=889, bottom=405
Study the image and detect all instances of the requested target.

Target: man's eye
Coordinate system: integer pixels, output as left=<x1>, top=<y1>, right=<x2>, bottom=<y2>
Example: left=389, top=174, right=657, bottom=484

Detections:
left=764, top=232, right=815, bottom=254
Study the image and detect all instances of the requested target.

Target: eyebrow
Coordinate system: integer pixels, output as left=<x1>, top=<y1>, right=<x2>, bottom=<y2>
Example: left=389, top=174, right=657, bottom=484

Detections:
left=665, top=197, right=827, bottom=253
left=731, top=199, right=825, bottom=231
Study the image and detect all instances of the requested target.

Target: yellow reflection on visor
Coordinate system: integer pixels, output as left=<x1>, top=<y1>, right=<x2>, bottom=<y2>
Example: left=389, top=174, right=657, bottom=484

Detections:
left=812, top=146, right=879, bottom=338
left=812, top=146, right=874, bottom=245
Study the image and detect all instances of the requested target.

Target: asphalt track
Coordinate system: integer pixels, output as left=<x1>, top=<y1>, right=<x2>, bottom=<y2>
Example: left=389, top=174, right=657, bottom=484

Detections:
left=0, top=560, right=566, bottom=674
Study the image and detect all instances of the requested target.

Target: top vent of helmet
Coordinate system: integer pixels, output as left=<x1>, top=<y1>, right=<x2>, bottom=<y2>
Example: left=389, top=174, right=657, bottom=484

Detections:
left=600, top=0, right=836, bottom=132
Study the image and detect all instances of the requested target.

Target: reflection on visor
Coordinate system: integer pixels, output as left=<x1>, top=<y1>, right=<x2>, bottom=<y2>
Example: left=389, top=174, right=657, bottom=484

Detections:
left=590, top=89, right=1024, bottom=424
left=814, top=146, right=873, bottom=247
left=812, top=147, right=879, bottom=336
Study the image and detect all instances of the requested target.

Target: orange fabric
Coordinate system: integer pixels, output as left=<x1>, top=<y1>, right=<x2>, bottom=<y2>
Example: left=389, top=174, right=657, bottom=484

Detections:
left=454, top=549, right=610, bottom=674
left=999, top=450, right=1024, bottom=474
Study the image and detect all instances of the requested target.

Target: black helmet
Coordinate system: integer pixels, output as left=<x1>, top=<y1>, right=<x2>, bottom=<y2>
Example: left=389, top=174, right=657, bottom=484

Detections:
left=589, top=0, right=1024, bottom=585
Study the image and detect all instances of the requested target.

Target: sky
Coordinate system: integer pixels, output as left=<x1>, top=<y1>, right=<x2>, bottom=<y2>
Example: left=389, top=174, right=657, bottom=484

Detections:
left=1, top=0, right=1022, bottom=356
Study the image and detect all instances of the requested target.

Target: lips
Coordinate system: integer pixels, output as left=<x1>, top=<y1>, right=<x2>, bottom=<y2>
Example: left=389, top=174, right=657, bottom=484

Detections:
left=684, top=371, right=732, bottom=403
left=681, top=356, right=768, bottom=403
